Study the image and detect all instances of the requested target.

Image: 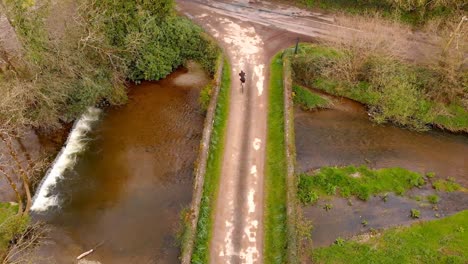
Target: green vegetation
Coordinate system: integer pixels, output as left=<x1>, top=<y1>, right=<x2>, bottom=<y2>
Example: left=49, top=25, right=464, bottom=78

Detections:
left=176, top=207, right=191, bottom=255
left=191, top=60, right=230, bottom=264
left=298, top=166, right=425, bottom=204
left=0, top=203, right=29, bottom=258
left=199, top=83, right=214, bottom=112
left=198, top=56, right=223, bottom=111
left=293, top=84, right=330, bottom=110
left=311, top=210, right=468, bottom=263
left=427, top=194, right=440, bottom=204
left=297, top=0, right=465, bottom=25
left=433, top=178, right=462, bottom=192
left=265, top=53, right=288, bottom=263
left=291, top=44, right=468, bottom=132
left=410, top=208, right=421, bottom=219
left=323, top=203, right=333, bottom=211
left=0, top=0, right=219, bottom=130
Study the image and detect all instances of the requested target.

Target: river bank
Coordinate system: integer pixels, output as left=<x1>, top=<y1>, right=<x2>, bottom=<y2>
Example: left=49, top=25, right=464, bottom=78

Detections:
left=292, top=44, right=468, bottom=133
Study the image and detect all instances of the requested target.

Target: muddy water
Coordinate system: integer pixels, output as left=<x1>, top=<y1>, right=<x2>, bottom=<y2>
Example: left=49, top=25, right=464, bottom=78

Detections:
left=296, top=95, right=468, bottom=247
left=33, top=65, right=208, bottom=263
left=296, top=103, right=468, bottom=186
left=304, top=190, right=468, bottom=247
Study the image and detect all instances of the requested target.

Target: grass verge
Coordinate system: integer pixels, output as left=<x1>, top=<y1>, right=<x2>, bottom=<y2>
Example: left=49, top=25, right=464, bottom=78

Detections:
left=265, top=53, right=288, bottom=263
left=311, top=210, right=468, bottom=263
left=292, top=43, right=468, bottom=132
left=190, top=60, right=230, bottom=264
left=293, top=84, right=330, bottom=110
left=0, top=203, right=29, bottom=258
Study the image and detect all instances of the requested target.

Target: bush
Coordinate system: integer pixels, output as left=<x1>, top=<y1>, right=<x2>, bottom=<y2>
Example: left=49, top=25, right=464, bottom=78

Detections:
left=125, top=17, right=220, bottom=80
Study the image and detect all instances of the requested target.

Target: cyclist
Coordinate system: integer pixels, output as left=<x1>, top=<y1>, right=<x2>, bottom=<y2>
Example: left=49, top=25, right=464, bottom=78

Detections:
left=239, top=70, right=246, bottom=93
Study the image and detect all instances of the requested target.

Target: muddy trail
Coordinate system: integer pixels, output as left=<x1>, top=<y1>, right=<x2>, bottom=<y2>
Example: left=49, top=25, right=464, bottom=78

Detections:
left=296, top=94, right=468, bottom=247
left=31, top=65, right=208, bottom=264
left=178, top=1, right=311, bottom=262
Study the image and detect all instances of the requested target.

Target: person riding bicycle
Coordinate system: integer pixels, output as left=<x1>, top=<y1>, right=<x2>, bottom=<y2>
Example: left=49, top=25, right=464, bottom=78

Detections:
left=239, top=70, right=246, bottom=84
left=239, top=70, right=246, bottom=93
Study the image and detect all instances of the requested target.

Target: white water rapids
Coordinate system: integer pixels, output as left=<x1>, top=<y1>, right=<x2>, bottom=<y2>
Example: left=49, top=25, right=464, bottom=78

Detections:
left=31, top=107, right=101, bottom=212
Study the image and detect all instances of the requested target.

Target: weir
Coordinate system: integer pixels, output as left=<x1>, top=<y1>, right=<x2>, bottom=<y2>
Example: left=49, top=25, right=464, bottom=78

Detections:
left=31, top=107, right=101, bottom=212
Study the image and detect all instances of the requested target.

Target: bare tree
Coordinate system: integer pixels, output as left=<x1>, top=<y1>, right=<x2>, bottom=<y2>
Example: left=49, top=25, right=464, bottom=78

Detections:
left=0, top=126, right=48, bottom=216
left=1, top=221, right=49, bottom=264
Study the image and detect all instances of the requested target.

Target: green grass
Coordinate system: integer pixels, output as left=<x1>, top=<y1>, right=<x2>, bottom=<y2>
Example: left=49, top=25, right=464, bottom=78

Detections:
left=427, top=194, right=440, bottom=204
left=293, top=84, right=330, bottom=110
left=298, top=166, right=426, bottom=204
left=191, top=60, right=230, bottom=264
left=432, top=178, right=462, bottom=192
left=0, top=203, right=29, bottom=258
left=265, top=53, right=288, bottom=263
left=311, top=210, right=468, bottom=263
left=434, top=104, right=468, bottom=132
left=291, top=44, right=468, bottom=132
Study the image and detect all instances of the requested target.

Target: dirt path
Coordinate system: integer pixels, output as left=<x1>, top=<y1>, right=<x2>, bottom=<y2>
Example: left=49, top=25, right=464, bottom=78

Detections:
left=176, top=0, right=440, bottom=263
left=181, top=7, right=268, bottom=263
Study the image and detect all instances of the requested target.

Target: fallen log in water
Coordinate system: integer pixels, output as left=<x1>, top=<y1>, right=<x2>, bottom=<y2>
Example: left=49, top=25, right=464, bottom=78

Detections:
left=76, top=240, right=105, bottom=260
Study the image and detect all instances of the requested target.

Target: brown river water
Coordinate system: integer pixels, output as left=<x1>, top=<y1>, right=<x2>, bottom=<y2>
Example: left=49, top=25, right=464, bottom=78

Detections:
left=32, top=64, right=208, bottom=263
left=295, top=95, right=468, bottom=248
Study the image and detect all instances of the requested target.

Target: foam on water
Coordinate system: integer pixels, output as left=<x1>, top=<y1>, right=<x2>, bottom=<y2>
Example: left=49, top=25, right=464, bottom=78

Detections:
left=31, top=107, right=101, bottom=212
